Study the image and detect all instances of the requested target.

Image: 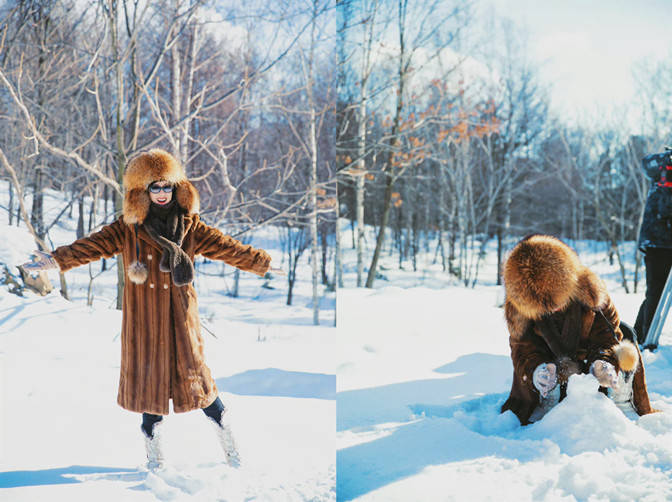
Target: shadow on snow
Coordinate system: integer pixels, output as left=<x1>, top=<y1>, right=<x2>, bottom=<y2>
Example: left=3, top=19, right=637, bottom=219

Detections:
left=0, top=465, right=140, bottom=488
left=217, top=368, right=336, bottom=400
left=337, top=353, right=527, bottom=500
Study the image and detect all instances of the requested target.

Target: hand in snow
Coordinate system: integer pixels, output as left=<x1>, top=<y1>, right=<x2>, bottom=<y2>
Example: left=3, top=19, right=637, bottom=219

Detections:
left=533, top=362, right=557, bottom=398
left=21, top=250, right=58, bottom=272
left=590, top=360, right=618, bottom=388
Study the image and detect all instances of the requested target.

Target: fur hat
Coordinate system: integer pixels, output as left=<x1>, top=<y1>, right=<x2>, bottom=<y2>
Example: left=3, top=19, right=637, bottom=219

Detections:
left=503, top=234, right=585, bottom=320
left=122, top=149, right=199, bottom=225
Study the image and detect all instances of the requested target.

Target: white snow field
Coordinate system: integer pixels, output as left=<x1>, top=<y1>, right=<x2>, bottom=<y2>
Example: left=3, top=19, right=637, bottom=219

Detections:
left=0, top=190, right=336, bottom=501
left=337, top=223, right=672, bottom=501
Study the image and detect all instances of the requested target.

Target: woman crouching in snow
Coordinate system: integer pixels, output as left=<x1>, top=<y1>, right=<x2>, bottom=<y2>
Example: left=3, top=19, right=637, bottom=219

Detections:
left=500, top=234, right=655, bottom=425
left=22, top=149, right=276, bottom=469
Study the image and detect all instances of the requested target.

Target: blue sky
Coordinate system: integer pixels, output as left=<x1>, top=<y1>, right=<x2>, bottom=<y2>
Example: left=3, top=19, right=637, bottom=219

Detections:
left=481, top=0, right=672, bottom=130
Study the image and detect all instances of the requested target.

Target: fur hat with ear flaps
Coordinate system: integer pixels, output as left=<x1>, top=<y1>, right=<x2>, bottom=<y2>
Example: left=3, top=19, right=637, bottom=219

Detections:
left=122, top=149, right=200, bottom=225
left=503, top=234, right=638, bottom=372
left=122, top=149, right=200, bottom=285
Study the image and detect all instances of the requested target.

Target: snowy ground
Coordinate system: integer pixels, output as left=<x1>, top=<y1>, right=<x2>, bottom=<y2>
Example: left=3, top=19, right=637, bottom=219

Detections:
left=0, top=190, right=336, bottom=501
left=337, top=222, right=672, bottom=501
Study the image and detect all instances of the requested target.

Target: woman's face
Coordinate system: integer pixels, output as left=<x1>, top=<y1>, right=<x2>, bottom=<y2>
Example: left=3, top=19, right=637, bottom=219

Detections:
left=148, top=181, right=173, bottom=205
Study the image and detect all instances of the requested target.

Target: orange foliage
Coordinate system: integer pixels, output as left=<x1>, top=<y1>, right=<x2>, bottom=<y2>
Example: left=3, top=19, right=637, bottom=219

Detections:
left=317, top=197, right=337, bottom=209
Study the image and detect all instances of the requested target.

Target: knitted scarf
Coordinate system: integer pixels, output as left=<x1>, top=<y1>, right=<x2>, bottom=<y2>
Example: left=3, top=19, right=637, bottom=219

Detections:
left=143, top=200, right=194, bottom=287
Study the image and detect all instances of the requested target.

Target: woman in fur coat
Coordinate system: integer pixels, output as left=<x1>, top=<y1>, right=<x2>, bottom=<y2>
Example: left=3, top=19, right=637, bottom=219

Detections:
left=500, top=234, right=655, bottom=425
left=23, top=149, right=275, bottom=468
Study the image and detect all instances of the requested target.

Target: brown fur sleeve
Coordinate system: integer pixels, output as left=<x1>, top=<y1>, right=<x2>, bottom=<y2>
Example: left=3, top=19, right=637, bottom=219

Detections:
left=508, top=328, right=555, bottom=391
left=52, top=219, right=125, bottom=272
left=504, top=300, right=531, bottom=339
left=192, top=220, right=271, bottom=277
left=505, top=300, right=553, bottom=390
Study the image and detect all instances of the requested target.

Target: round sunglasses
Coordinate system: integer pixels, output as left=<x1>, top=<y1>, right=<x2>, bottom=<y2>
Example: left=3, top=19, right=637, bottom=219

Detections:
left=149, top=184, right=174, bottom=194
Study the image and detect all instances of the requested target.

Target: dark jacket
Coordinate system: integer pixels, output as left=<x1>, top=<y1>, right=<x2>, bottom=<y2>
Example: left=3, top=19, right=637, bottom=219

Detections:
left=638, top=153, right=672, bottom=252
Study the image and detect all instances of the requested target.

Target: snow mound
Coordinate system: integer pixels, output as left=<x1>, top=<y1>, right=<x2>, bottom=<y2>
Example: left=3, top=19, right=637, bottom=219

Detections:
left=526, top=374, right=649, bottom=455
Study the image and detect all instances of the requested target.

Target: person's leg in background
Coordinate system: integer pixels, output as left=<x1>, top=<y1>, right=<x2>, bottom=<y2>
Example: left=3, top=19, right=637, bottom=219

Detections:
left=634, top=247, right=672, bottom=343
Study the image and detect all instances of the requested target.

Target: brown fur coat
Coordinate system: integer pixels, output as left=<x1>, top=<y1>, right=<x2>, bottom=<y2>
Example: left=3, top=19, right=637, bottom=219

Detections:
left=52, top=150, right=271, bottom=414
left=501, top=235, right=653, bottom=425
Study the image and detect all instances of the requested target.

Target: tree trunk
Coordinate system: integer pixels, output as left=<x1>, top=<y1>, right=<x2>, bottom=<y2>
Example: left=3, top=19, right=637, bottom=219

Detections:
left=335, top=201, right=343, bottom=289
left=110, top=0, right=126, bottom=311
left=612, top=240, right=630, bottom=294
left=355, top=98, right=367, bottom=286
left=353, top=0, right=376, bottom=287
left=30, top=169, right=45, bottom=242
left=355, top=171, right=365, bottom=286
left=412, top=212, right=418, bottom=273
left=8, top=180, right=13, bottom=225
left=88, top=186, right=98, bottom=233
left=308, top=0, right=320, bottom=325
left=77, top=197, right=85, bottom=239
left=232, top=269, right=240, bottom=298
left=321, top=228, right=329, bottom=285
left=366, top=175, right=395, bottom=288
left=365, top=0, right=406, bottom=288
left=285, top=227, right=304, bottom=306
left=634, top=249, right=642, bottom=294
left=170, top=26, right=182, bottom=158
left=104, top=183, right=109, bottom=219
left=181, top=20, right=199, bottom=164
left=497, top=175, right=512, bottom=285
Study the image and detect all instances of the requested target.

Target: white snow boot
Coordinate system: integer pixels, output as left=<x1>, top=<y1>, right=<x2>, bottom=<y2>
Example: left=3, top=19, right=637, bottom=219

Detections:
left=215, top=422, right=241, bottom=467
left=208, top=412, right=241, bottom=468
left=142, top=424, right=165, bottom=470
left=203, top=398, right=241, bottom=467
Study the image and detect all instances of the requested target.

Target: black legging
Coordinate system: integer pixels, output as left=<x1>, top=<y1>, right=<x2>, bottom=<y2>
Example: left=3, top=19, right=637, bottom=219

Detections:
left=141, top=396, right=226, bottom=438
left=634, top=247, right=672, bottom=344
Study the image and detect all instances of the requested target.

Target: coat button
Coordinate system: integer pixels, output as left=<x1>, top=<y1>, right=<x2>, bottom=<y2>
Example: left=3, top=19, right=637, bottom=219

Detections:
left=163, top=284, right=169, bottom=289
left=150, top=283, right=154, bottom=288
left=148, top=254, right=153, bottom=260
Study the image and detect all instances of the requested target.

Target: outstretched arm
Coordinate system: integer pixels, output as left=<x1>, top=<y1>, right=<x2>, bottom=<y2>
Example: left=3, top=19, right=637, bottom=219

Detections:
left=192, top=220, right=271, bottom=277
left=47, top=219, right=125, bottom=272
